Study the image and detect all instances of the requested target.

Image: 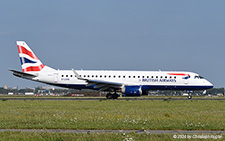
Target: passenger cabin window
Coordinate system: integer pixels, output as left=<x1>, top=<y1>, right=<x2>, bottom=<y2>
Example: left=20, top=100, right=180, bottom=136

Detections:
left=62, top=75, right=64, bottom=77
left=66, top=75, right=68, bottom=77
left=71, top=75, right=73, bottom=77
left=123, top=76, right=125, bottom=78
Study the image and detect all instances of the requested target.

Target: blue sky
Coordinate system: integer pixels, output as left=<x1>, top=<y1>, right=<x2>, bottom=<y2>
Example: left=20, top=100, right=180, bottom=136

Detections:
left=1, top=0, right=225, bottom=88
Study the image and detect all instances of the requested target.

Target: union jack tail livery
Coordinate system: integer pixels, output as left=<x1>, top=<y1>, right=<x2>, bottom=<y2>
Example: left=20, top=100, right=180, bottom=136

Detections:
left=17, top=41, right=45, bottom=72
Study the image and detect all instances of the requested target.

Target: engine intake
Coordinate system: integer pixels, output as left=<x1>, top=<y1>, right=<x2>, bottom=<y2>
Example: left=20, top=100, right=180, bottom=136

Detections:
left=121, top=86, right=142, bottom=96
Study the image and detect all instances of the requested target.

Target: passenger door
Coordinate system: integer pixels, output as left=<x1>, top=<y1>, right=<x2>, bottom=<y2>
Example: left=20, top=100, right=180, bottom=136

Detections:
left=54, top=73, right=58, bottom=83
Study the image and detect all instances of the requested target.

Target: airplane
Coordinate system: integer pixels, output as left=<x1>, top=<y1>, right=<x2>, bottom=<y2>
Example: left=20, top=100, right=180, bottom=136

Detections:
left=10, top=41, right=213, bottom=99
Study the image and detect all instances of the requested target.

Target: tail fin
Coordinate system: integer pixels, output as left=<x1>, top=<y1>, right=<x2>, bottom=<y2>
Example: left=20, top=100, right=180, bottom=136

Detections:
left=16, top=41, right=54, bottom=72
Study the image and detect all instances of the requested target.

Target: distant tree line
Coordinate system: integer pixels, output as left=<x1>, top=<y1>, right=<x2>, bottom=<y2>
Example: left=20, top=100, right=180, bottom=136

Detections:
left=0, top=87, right=224, bottom=96
left=152, top=88, right=224, bottom=96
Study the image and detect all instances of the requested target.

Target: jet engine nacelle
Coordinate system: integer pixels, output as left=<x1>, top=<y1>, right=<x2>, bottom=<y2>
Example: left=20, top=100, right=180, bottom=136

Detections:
left=121, top=86, right=142, bottom=96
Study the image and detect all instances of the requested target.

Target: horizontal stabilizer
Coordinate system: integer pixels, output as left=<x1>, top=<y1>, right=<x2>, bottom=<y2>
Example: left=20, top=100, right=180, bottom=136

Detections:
left=9, top=69, right=37, bottom=78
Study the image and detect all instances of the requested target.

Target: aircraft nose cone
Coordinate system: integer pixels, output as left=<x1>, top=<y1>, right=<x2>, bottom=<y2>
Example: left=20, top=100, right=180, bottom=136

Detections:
left=206, top=80, right=213, bottom=89
left=209, top=83, right=213, bottom=88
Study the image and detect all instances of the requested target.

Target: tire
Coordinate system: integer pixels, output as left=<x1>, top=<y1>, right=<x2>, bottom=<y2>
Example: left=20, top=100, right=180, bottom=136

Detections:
left=106, top=93, right=112, bottom=99
left=112, top=94, right=118, bottom=99
left=188, top=95, right=192, bottom=99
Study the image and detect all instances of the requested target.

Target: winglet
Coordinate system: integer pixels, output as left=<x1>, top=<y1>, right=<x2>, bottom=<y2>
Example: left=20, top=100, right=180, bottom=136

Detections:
left=72, top=68, right=85, bottom=80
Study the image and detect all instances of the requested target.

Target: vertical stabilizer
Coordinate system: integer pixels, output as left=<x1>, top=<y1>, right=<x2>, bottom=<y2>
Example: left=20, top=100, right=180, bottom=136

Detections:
left=16, top=41, right=54, bottom=72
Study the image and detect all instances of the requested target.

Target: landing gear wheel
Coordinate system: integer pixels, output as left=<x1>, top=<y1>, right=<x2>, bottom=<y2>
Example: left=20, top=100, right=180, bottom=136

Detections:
left=112, top=94, right=118, bottom=99
left=106, top=93, right=113, bottom=99
left=188, top=95, right=192, bottom=99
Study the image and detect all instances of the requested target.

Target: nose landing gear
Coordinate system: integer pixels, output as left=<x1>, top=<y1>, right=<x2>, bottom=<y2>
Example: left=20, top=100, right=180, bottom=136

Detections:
left=187, top=90, right=193, bottom=99
left=188, top=94, right=192, bottom=99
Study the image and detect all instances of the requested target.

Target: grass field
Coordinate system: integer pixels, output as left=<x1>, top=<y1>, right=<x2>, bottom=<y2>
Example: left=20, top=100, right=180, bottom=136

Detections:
left=0, top=132, right=223, bottom=141
left=0, top=100, right=224, bottom=130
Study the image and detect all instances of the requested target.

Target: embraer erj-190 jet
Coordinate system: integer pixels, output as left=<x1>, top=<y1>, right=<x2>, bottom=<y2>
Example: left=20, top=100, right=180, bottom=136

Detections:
left=10, top=41, right=213, bottom=99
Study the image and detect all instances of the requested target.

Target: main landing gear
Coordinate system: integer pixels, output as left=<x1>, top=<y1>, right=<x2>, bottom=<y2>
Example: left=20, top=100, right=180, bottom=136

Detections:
left=106, top=92, right=118, bottom=99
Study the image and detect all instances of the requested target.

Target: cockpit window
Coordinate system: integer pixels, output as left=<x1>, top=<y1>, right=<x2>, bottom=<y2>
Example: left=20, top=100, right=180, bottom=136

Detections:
left=194, top=75, right=204, bottom=79
left=199, top=76, right=204, bottom=79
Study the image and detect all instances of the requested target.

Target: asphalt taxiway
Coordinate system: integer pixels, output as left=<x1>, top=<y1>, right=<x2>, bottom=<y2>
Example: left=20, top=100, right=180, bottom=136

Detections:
left=0, top=97, right=225, bottom=101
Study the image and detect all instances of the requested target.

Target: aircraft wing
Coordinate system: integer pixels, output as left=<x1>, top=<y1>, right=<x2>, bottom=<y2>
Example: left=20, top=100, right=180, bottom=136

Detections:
left=72, top=69, right=123, bottom=91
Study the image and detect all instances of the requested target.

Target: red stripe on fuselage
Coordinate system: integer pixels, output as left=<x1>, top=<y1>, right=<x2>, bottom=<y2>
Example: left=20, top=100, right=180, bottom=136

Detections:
left=18, top=45, right=39, bottom=60
left=168, top=73, right=190, bottom=76
left=23, top=64, right=45, bottom=72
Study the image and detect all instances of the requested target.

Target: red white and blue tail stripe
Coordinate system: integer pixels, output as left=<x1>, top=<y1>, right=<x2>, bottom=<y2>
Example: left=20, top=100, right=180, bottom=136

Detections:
left=17, top=41, right=45, bottom=72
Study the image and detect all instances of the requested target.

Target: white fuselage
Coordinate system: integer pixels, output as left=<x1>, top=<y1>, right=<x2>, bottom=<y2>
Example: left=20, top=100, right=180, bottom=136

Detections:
left=35, top=69, right=213, bottom=92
